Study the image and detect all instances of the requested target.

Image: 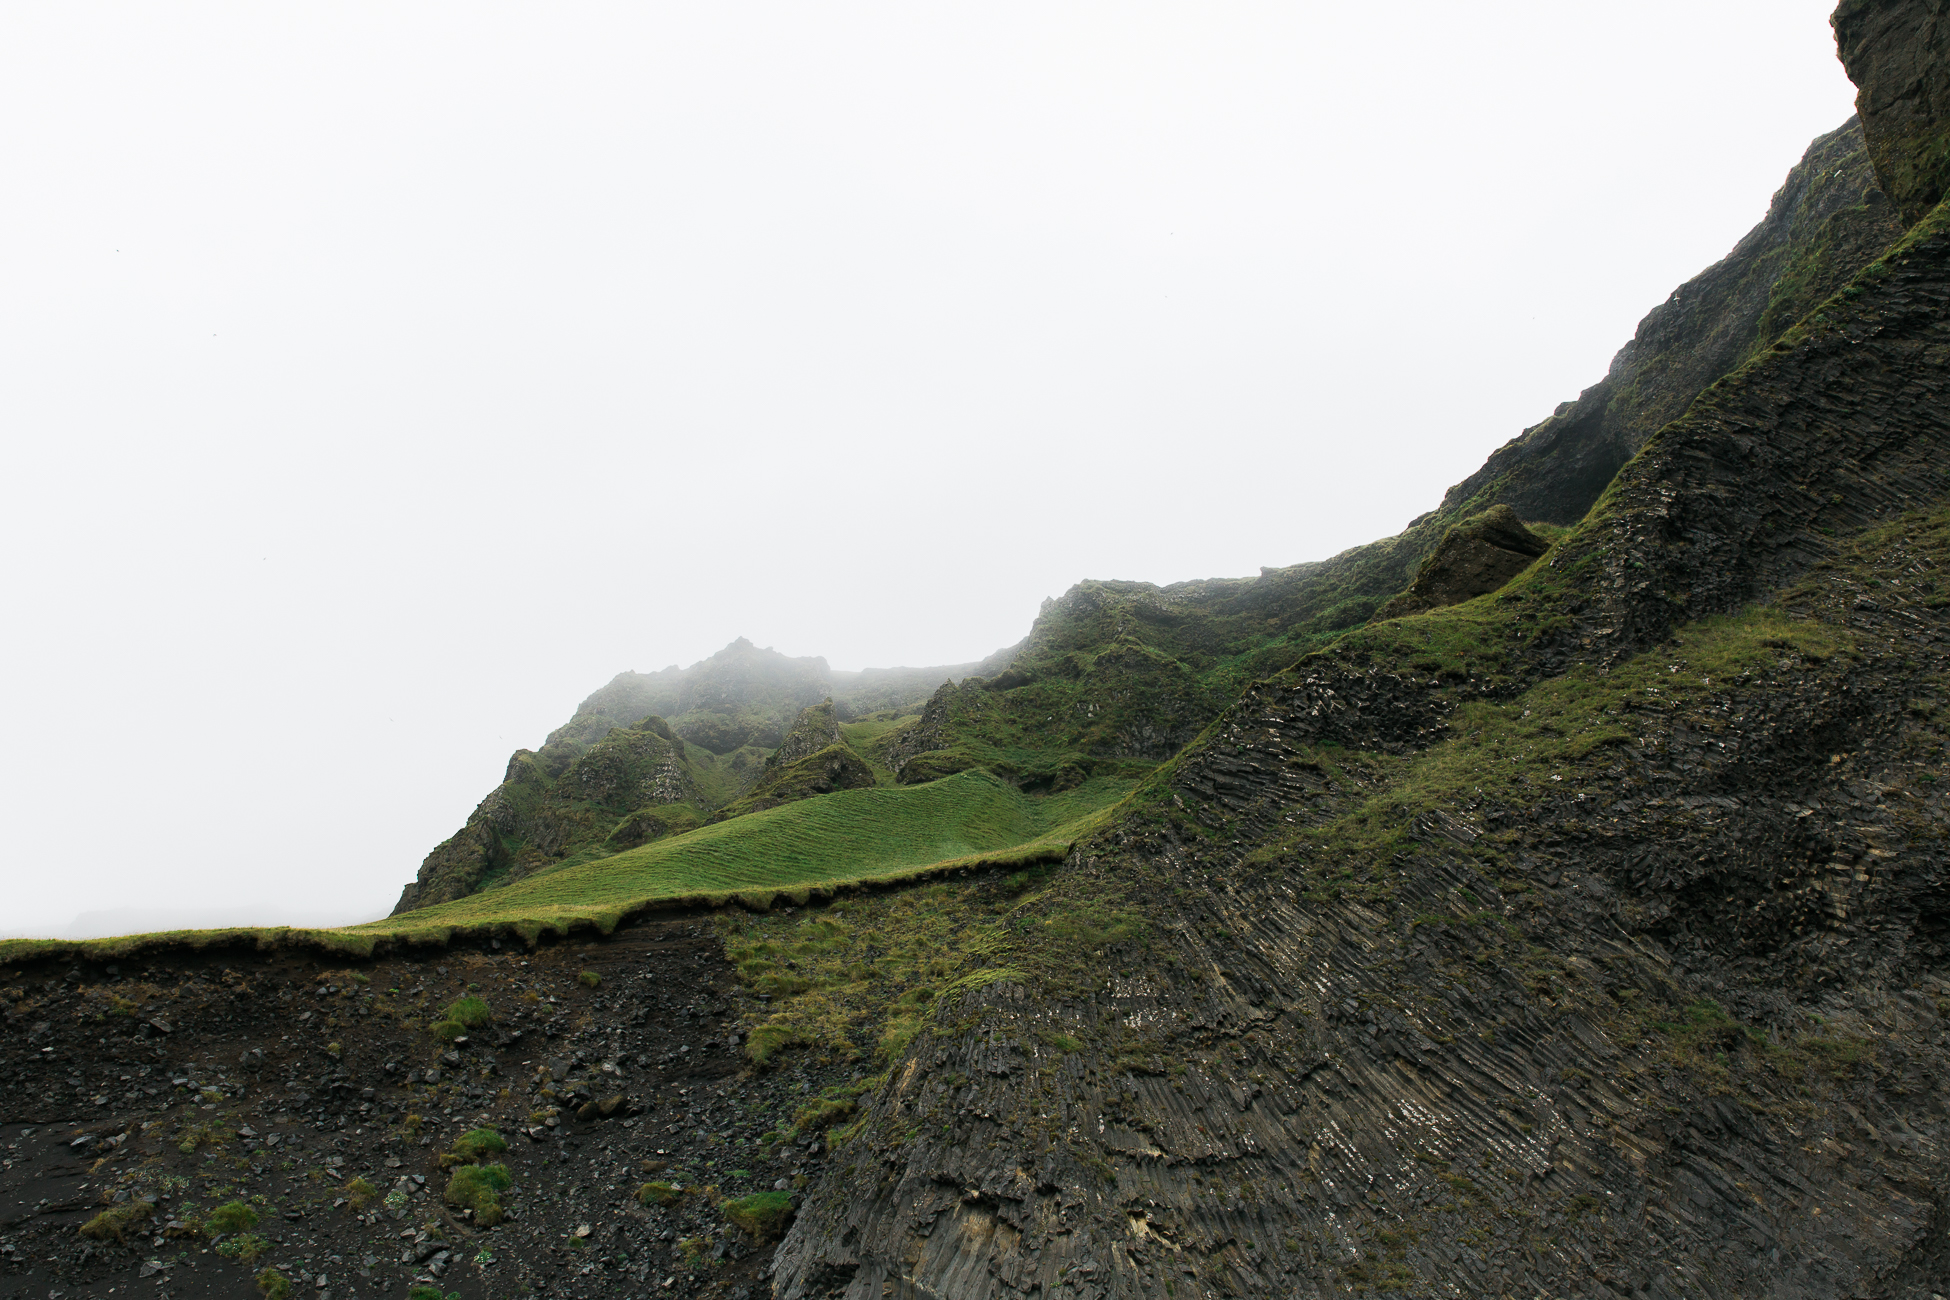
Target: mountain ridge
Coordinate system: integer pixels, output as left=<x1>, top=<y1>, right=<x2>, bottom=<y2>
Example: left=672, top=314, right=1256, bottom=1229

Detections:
left=395, top=102, right=1903, bottom=921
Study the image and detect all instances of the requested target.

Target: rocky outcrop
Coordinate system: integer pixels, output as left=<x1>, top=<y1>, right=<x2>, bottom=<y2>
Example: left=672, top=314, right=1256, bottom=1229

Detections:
left=391, top=714, right=707, bottom=914
left=771, top=97, right=1950, bottom=1300
left=885, top=680, right=984, bottom=784
left=765, top=700, right=846, bottom=771
left=1372, top=504, right=1550, bottom=620
left=1439, top=117, right=1901, bottom=529
left=1837, top=0, right=1950, bottom=223
left=400, top=638, right=1006, bottom=911
left=707, top=701, right=878, bottom=821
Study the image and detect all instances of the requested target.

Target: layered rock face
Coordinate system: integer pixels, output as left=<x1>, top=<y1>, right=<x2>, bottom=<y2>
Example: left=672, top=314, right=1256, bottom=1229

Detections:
left=1439, top=118, right=1901, bottom=528
left=771, top=39, right=1950, bottom=1300
left=1837, top=0, right=1950, bottom=224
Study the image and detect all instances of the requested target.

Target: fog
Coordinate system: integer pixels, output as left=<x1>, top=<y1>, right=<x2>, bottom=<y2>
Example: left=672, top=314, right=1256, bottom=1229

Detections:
left=0, top=2, right=1859, bottom=937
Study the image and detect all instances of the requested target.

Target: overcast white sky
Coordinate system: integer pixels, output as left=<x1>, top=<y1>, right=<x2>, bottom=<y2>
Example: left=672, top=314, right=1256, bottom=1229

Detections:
left=1, top=2, right=1860, bottom=937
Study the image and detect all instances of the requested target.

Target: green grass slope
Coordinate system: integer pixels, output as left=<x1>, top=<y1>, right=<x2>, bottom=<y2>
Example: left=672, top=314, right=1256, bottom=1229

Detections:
left=357, top=770, right=1134, bottom=937
left=0, top=770, right=1132, bottom=964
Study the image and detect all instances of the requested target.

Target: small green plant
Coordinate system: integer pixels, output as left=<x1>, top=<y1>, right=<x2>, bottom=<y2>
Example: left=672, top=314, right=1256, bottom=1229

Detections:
left=429, top=1020, right=467, bottom=1042
left=205, top=1199, right=259, bottom=1234
left=342, top=1176, right=378, bottom=1211
left=444, top=1163, right=512, bottom=1225
left=577, top=971, right=601, bottom=989
left=637, top=1181, right=684, bottom=1207
left=255, top=1267, right=291, bottom=1300
left=79, top=1201, right=154, bottom=1243
left=442, top=1128, right=508, bottom=1167
left=743, top=1023, right=810, bottom=1066
left=792, top=1097, right=855, bottom=1133
left=217, top=1233, right=270, bottom=1264
left=407, top=1289, right=460, bottom=1300
left=721, top=1190, right=794, bottom=1242
left=444, top=996, right=491, bottom=1028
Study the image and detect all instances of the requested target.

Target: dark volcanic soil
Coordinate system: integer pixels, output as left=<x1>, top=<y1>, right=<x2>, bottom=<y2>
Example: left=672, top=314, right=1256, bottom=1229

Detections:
left=0, top=913, right=845, bottom=1300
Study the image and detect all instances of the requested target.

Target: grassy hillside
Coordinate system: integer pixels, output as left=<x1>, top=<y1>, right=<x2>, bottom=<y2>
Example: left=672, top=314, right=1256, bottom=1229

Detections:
left=0, top=770, right=1132, bottom=963
left=358, top=769, right=1133, bottom=935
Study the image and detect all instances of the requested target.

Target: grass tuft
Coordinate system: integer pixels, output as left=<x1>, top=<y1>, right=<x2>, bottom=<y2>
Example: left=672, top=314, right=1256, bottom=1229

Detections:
left=79, top=1202, right=154, bottom=1243
left=720, top=1190, right=794, bottom=1242
left=637, top=1181, right=684, bottom=1207
left=444, top=1162, right=513, bottom=1225
left=443, top=1128, right=508, bottom=1167
left=204, top=1200, right=258, bottom=1234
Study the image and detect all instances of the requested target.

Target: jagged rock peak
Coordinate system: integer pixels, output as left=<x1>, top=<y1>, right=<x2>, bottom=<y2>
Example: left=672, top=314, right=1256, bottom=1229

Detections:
left=1836, top=0, right=1950, bottom=223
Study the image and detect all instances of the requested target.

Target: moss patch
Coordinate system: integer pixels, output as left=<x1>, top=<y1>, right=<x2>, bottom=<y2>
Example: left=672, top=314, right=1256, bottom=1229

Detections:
left=721, top=1190, right=794, bottom=1242
left=444, top=1162, right=513, bottom=1225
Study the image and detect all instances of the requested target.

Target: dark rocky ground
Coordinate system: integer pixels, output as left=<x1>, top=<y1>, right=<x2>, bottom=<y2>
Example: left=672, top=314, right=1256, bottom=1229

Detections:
left=0, top=916, right=854, bottom=1300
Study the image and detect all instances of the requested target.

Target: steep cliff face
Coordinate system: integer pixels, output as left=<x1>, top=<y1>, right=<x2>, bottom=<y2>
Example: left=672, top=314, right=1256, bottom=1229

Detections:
left=1439, top=117, right=1901, bottom=529
left=1837, top=0, right=1950, bottom=224
left=770, top=182, right=1950, bottom=1300
left=869, top=120, right=1904, bottom=805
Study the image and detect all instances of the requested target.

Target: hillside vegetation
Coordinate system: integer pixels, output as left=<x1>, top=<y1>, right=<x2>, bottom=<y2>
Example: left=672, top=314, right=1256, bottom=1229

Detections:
left=14, top=8, right=1950, bottom=1298
left=364, top=770, right=1133, bottom=938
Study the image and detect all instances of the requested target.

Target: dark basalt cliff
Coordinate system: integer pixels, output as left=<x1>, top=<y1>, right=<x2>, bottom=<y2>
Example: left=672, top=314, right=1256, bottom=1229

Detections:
left=771, top=29, right=1950, bottom=1300
left=1440, top=117, right=1901, bottom=529
left=1837, top=0, right=1950, bottom=224
left=864, top=113, right=1904, bottom=806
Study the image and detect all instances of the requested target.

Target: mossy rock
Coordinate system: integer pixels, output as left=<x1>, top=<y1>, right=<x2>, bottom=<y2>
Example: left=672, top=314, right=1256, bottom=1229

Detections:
left=720, top=1189, right=794, bottom=1242
left=604, top=805, right=700, bottom=850
left=792, top=1096, right=855, bottom=1133
left=444, top=1128, right=508, bottom=1166
left=342, top=1176, right=379, bottom=1211
left=429, top=1020, right=467, bottom=1042
left=444, top=996, right=491, bottom=1028
left=1375, top=504, right=1550, bottom=620
left=637, top=1181, right=684, bottom=1207
left=79, top=1201, right=154, bottom=1243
